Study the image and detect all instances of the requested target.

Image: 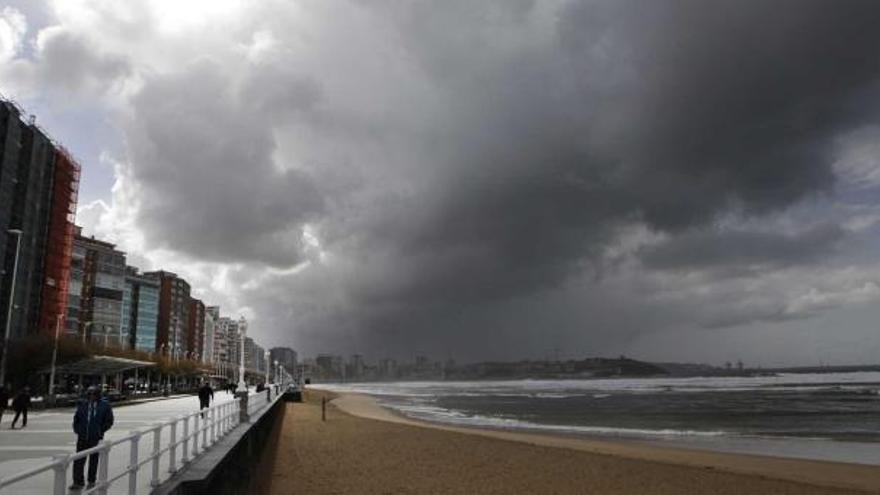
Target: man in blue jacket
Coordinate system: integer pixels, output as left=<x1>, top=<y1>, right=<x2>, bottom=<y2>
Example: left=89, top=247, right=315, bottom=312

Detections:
left=70, top=386, right=114, bottom=491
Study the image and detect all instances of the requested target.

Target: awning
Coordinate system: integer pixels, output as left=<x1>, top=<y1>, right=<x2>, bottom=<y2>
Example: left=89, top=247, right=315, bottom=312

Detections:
left=41, top=355, right=156, bottom=375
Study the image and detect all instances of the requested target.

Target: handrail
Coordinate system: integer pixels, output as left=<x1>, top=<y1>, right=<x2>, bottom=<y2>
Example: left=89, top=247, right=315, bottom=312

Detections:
left=0, top=381, right=288, bottom=494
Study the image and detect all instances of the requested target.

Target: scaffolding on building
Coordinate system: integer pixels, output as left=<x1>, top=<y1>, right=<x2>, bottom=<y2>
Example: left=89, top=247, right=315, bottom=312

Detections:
left=37, top=147, right=81, bottom=334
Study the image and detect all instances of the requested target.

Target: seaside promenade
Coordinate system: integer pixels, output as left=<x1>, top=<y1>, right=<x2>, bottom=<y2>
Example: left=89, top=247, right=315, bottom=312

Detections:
left=263, top=390, right=880, bottom=495
left=0, top=392, right=238, bottom=494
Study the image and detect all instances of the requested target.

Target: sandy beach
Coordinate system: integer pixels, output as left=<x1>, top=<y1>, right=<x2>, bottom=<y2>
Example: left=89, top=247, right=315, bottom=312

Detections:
left=262, top=390, right=880, bottom=494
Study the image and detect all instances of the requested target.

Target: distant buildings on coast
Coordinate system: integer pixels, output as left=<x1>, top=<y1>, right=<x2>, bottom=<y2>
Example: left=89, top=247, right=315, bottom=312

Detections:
left=300, top=354, right=674, bottom=382
left=303, top=354, right=854, bottom=382
left=0, top=96, right=297, bottom=380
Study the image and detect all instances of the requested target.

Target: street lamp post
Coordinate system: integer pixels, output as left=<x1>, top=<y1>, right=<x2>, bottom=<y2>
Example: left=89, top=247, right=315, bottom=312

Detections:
left=264, top=350, right=270, bottom=385
left=0, top=228, right=23, bottom=386
left=237, top=320, right=246, bottom=391
left=273, top=360, right=279, bottom=385
left=47, top=314, right=63, bottom=404
left=81, top=321, right=94, bottom=345
left=172, top=315, right=179, bottom=362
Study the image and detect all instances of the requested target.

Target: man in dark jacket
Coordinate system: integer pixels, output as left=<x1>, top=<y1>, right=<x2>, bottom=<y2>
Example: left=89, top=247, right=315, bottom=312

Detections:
left=0, top=385, right=8, bottom=425
left=10, top=386, right=31, bottom=428
left=70, top=386, right=114, bottom=491
left=198, top=381, right=213, bottom=418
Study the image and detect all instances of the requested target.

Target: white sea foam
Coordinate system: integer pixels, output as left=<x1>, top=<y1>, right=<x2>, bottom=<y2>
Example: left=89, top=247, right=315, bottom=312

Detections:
left=317, top=371, right=880, bottom=397
left=385, top=402, right=728, bottom=438
left=312, top=373, right=880, bottom=465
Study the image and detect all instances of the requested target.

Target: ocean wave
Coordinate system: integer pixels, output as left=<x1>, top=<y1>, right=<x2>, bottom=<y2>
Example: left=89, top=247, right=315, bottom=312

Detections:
left=448, top=392, right=583, bottom=399
left=316, top=371, right=880, bottom=398
left=387, top=403, right=728, bottom=438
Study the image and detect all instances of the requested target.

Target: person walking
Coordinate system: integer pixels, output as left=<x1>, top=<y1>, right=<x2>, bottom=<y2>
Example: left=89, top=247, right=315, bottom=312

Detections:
left=70, top=386, right=114, bottom=491
left=10, top=386, right=31, bottom=429
left=0, top=385, right=8, bottom=425
left=197, top=381, right=214, bottom=418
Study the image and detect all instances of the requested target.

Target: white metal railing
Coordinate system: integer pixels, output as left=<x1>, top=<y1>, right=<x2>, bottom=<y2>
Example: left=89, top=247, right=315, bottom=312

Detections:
left=0, top=382, right=289, bottom=494
left=246, top=390, right=270, bottom=416
left=0, top=397, right=242, bottom=495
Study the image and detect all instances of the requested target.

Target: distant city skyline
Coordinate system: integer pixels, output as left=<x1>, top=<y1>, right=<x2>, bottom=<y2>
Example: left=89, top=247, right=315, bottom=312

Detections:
left=4, top=2, right=880, bottom=365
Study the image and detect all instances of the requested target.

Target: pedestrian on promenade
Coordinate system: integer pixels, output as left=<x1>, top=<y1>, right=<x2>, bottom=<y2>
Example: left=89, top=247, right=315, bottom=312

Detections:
left=70, top=386, right=114, bottom=491
left=0, top=385, right=8, bottom=424
left=198, top=381, right=214, bottom=418
left=10, top=386, right=31, bottom=429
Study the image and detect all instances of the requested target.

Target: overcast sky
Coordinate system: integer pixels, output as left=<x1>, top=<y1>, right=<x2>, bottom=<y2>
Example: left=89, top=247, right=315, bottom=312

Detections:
left=4, top=0, right=880, bottom=366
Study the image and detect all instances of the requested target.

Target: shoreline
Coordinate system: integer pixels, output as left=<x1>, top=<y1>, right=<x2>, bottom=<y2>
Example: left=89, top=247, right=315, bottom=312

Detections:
left=329, top=391, right=880, bottom=493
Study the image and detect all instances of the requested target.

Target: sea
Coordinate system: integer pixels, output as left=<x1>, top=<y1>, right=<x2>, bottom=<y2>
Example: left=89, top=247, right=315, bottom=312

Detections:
left=316, top=372, right=880, bottom=465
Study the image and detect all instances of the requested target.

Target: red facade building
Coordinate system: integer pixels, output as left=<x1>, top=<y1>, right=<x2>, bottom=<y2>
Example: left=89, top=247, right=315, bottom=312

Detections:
left=187, top=297, right=205, bottom=359
left=37, top=148, right=80, bottom=334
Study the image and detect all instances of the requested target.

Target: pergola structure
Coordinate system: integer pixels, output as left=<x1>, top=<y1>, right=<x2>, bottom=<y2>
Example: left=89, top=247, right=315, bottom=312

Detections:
left=46, top=355, right=156, bottom=376
left=41, top=355, right=157, bottom=394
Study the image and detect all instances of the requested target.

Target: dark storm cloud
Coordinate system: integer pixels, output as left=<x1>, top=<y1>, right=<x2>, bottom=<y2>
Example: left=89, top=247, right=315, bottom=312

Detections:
left=4, top=26, right=131, bottom=94
left=38, top=29, right=130, bottom=89
left=639, top=224, right=846, bottom=272
left=128, top=59, right=325, bottom=267
left=113, top=0, right=880, bottom=358
left=332, top=0, right=880, bottom=303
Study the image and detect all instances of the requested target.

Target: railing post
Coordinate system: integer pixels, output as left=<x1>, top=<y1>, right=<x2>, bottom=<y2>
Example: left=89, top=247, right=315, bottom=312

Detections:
left=181, top=416, right=190, bottom=464
left=168, top=421, right=177, bottom=473
left=192, top=413, right=199, bottom=458
left=51, top=454, right=68, bottom=495
left=97, top=441, right=110, bottom=495
left=236, top=391, right=249, bottom=423
left=128, top=431, right=141, bottom=495
left=215, top=405, right=221, bottom=438
left=151, top=425, right=161, bottom=487
left=220, top=403, right=226, bottom=434
left=204, top=407, right=210, bottom=446
left=210, top=406, right=217, bottom=444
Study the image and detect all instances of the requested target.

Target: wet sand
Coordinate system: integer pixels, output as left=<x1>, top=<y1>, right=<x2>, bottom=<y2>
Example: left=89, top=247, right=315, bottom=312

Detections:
left=264, top=390, right=880, bottom=494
